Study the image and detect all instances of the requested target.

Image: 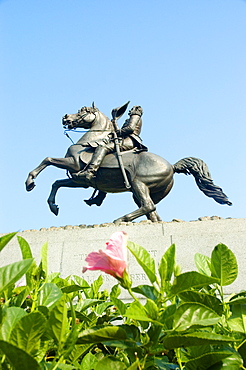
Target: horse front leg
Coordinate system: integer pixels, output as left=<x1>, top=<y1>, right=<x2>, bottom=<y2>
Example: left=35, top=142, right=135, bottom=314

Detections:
left=114, top=179, right=156, bottom=224
left=47, top=178, right=83, bottom=215
left=25, top=156, right=80, bottom=191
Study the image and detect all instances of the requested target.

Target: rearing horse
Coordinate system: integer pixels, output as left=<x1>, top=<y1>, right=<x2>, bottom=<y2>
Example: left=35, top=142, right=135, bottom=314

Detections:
left=25, top=104, right=232, bottom=223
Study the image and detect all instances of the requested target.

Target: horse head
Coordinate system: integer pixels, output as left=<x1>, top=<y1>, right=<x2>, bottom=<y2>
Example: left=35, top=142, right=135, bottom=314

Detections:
left=62, top=105, right=99, bottom=130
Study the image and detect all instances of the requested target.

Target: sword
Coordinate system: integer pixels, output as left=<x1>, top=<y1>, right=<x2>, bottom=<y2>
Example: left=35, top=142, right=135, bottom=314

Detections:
left=111, top=101, right=131, bottom=189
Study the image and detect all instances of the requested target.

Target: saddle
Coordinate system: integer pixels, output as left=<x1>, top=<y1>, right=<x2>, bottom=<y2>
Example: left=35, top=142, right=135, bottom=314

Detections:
left=79, top=147, right=143, bottom=179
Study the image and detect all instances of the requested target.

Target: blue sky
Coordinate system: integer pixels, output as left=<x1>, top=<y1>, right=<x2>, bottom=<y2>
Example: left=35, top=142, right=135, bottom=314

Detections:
left=1, top=0, right=245, bottom=233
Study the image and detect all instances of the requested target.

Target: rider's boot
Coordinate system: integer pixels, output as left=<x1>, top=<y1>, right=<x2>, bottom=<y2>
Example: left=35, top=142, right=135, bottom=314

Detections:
left=84, top=190, right=107, bottom=206
left=72, top=146, right=108, bottom=185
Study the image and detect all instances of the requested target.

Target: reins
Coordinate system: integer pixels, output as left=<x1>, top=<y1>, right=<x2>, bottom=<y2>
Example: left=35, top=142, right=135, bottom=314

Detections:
left=63, top=128, right=112, bottom=144
left=64, top=130, right=75, bottom=144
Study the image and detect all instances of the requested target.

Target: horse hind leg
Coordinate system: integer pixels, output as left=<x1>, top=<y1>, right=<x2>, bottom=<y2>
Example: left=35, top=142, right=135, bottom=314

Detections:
left=147, top=180, right=174, bottom=221
left=114, top=179, right=156, bottom=224
left=150, top=178, right=174, bottom=212
left=148, top=210, right=162, bottom=222
left=132, top=194, right=161, bottom=222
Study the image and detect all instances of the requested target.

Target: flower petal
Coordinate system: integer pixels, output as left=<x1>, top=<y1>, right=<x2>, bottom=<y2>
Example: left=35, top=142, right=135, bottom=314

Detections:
left=82, top=232, right=128, bottom=278
left=84, top=249, right=126, bottom=278
left=105, top=231, right=128, bottom=262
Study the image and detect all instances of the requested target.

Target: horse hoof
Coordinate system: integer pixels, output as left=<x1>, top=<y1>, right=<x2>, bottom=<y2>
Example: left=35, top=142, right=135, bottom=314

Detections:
left=113, top=217, right=127, bottom=225
left=49, top=203, right=59, bottom=216
left=26, top=181, right=35, bottom=192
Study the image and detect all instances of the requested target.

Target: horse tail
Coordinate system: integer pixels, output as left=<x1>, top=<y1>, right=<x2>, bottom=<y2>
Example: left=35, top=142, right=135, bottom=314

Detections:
left=172, top=157, right=232, bottom=206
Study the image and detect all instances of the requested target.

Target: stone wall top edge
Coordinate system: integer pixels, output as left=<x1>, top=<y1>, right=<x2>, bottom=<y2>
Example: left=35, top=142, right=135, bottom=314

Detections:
left=1, top=217, right=244, bottom=235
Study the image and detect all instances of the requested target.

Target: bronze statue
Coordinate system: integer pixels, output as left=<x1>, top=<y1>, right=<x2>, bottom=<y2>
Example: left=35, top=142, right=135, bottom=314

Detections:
left=73, top=103, right=147, bottom=185
left=25, top=103, right=232, bottom=223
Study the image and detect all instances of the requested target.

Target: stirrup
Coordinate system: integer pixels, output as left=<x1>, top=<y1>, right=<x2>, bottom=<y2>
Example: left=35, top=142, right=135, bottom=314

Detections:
left=73, top=170, right=97, bottom=188
left=73, top=170, right=94, bottom=180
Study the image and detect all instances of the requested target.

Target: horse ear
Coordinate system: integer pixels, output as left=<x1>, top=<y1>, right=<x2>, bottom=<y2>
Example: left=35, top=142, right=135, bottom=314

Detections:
left=92, top=101, right=96, bottom=109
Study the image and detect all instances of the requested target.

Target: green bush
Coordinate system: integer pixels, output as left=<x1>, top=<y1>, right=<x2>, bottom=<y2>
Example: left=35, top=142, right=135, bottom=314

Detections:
left=0, top=232, right=245, bottom=369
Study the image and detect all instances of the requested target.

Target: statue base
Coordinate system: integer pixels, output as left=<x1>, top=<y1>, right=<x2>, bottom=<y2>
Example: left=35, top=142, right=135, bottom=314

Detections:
left=1, top=217, right=245, bottom=298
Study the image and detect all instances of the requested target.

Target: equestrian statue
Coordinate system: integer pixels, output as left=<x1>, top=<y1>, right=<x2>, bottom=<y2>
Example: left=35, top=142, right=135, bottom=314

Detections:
left=25, top=102, right=232, bottom=224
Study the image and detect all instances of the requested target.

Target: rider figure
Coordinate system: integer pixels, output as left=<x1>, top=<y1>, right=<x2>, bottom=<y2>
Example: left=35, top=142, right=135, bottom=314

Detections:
left=73, top=105, right=147, bottom=184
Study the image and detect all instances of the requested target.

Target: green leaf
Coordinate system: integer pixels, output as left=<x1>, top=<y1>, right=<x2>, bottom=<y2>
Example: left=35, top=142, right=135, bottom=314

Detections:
left=37, top=305, right=49, bottom=318
left=95, top=356, right=127, bottom=370
left=229, top=291, right=246, bottom=305
left=37, top=282, right=63, bottom=309
left=145, top=299, right=159, bottom=320
left=47, top=272, right=61, bottom=283
left=159, top=244, right=176, bottom=284
left=80, top=352, right=99, bottom=370
left=0, top=259, right=33, bottom=294
left=126, top=361, right=139, bottom=370
left=55, top=365, right=78, bottom=370
left=170, top=271, right=219, bottom=295
left=159, top=304, right=176, bottom=330
left=158, top=254, right=168, bottom=288
left=124, top=300, right=157, bottom=323
left=111, top=297, right=127, bottom=316
left=95, top=301, right=113, bottom=315
left=215, top=350, right=243, bottom=369
left=185, top=350, right=240, bottom=370
left=173, top=302, right=221, bottom=331
left=127, top=241, right=156, bottom=283
left=121, top=324, right=141, bottom=342
left=62, top=324, right=80, bottom=360
left=178, top=290, right=223, bottom=316
left=91, top=274, right=103, bottom=295
left=211, top=243, right=238, bottom=286
left=0, top=232, right=17, bottom=252
left=48, top=295, right=68, bottom=351
left=0, top=307, right=27, bottom=341
left=153, top=357, right=178, bottom=369
left=9, top=312, right=47, bottom=356
left=71, top=275, right=90, bottom=288
left=238, top=340, right=246, bottom=366
left=13, top=286, right=30, bottom=308
left=194, top=253, right=211, bottom=276
left=61, top=284, right=85, bottom=294
left=68, top=343, right=93, bottom=363
left=77, top=326, right=127, bottom=344
left=17, top=236, right=33, bottom=259
left=17, top=236, right=35, bottom=287
left=163, top=332, right=236, bottom=349
left=132, top=285, right=158, bottom=300
left=40, top=242, right=48, bottom=279
left=0, top=340, right=41, bottom=369
left=124, top=301, right=162, bottom=326
left=39, top=364, right=76, bottom=370
left=76, top=298, right=104, bottom=312
left=110, top=284, right=121, bottom=299
left=228, top=304, right=246, bottom=333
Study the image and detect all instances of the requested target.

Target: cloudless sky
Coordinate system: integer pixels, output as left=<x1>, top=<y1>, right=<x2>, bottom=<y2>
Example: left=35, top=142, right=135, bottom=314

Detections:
left=1, top=0, right=245, bottom=233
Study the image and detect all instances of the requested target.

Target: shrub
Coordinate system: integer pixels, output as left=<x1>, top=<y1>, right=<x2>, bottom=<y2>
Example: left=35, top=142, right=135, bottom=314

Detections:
left=0, top=231, right=245, bottom=369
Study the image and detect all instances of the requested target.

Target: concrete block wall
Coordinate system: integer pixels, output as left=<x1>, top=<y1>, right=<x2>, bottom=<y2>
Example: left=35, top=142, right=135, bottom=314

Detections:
left=1, top=218, right=245, bottom=298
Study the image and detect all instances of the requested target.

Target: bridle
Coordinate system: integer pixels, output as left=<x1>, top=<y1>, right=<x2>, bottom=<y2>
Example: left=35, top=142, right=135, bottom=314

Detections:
left=63, top=108, right=112, bottom=144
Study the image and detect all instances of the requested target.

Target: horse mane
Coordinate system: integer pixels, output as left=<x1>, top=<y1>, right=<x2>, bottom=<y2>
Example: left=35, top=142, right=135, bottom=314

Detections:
left=81, top=106, right=99, bottom=114
left=75, top=107, right=113, bottom=146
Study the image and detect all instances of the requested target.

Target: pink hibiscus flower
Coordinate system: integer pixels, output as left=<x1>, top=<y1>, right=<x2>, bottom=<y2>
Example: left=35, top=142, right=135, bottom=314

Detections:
left=83, top=231, right=128, bottom=279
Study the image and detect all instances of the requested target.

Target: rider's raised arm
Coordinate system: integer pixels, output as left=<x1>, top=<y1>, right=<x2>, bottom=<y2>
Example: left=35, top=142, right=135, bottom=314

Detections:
left=118, top=106, right=143, bottom=137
